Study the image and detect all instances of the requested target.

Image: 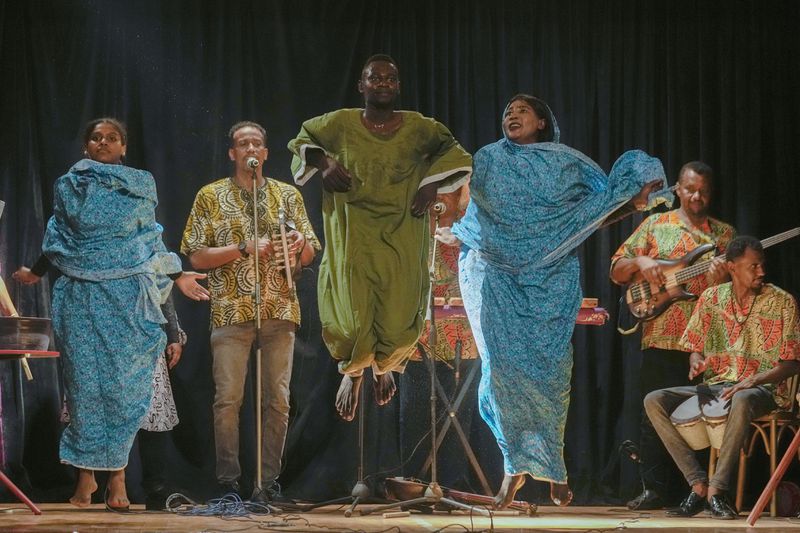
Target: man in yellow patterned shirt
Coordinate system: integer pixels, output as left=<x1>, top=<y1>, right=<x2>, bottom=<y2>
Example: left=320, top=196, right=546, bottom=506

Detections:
left=181, top=121, right=320, bottom=503
left=611, top=162, right=735, bottom=509
left=644, top=236, right=800, bottom=519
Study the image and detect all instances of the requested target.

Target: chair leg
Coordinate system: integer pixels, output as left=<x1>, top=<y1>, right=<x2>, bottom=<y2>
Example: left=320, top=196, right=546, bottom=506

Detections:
left=736, top=447, right=746, bottom=511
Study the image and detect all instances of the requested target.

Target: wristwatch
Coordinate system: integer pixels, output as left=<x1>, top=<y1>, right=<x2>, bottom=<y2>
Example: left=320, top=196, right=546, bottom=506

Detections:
left=238, top=241, right=249, bottom=258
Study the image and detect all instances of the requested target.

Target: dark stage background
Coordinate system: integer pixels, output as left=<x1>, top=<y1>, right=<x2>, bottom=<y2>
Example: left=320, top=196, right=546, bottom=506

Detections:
left=1, top=0, right=799, bottom=507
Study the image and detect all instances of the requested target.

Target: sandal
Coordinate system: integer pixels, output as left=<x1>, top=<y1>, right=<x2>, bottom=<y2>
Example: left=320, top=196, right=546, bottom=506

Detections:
left=550, top=483, right=573, bottom=507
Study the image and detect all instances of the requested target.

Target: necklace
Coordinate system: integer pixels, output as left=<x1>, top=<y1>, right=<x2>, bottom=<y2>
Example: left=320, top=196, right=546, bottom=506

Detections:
left=362, top=111, right=398, bottom=132
left=732, top=292, right=757, bottom=325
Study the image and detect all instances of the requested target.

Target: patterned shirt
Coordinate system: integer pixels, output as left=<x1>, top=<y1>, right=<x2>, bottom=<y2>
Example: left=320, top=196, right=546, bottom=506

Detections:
left=181, top=177, right=321, bottom=329
left=680, top=283, right=800, bottom=408
left=611, top=210, right=735, bottom=350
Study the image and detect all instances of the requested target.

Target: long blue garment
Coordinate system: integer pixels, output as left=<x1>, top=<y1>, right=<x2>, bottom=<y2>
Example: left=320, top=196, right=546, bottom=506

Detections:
left=452, top=138, right=670, bottom=483
left=43, top=159, right=180, bottom=470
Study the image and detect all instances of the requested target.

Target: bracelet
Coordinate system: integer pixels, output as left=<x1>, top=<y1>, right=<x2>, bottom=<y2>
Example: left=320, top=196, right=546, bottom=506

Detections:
left=177, top=328, right=188, bottom=346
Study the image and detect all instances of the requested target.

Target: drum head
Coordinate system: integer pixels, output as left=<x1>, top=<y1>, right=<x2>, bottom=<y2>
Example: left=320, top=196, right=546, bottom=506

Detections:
left=670, top=395, right=702, bottom=424
left=701, top=396, right=731, bottom=423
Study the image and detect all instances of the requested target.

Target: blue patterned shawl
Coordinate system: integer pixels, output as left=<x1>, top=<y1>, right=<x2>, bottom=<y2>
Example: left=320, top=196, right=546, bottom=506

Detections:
left=452, top=126, right=671, bottom=482
left=43, top=159, right=180, bottom=319
left=43, top=159, right=180, bottom=469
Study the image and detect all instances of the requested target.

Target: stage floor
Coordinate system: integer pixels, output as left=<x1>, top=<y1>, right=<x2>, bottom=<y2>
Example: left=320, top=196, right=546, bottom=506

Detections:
left=2, top=504, right=800, bottom=532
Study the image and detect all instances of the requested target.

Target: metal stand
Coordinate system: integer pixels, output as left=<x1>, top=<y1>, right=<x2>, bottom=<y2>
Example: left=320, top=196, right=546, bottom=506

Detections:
left=277, top=379, right=381, bottom=516
left=249, top=167, right=266, bottom=500
left=416, top=347, right=491, bottom=495
left=360, top=213, right=487, bottom=517
left=0, top=350, right=59, bottom=515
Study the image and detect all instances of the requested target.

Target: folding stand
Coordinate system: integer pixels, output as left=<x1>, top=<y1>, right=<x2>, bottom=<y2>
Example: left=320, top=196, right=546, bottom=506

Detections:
left=415, top=345, right=492, bottom=495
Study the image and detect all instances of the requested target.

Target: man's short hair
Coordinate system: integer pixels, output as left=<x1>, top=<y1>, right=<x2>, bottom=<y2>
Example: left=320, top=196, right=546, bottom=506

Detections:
left=679, top=161, right=714, bottom=188
left=726, top=235, right=763, bottom=262
left=362, top=54, right=398, bottom=74
left=228, top=121, right=267, bottom=146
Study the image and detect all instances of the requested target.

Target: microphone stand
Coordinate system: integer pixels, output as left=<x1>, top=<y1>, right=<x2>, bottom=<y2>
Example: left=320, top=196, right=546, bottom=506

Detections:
left=248, top=162, right=269, bottom=507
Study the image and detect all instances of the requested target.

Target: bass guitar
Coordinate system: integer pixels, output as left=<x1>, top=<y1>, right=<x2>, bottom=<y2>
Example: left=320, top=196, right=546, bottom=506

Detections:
left=625, top=227, right=800, bottom=321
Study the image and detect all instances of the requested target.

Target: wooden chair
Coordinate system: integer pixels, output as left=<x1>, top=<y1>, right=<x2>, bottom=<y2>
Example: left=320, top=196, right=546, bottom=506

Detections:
left=709, top=373, right=800, bottom=516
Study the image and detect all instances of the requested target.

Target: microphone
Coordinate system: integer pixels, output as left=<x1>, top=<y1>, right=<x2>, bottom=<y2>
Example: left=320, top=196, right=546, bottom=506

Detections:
left=432, top=202, right=447, bottom=215
left=620, top=440, right=642, bottom=464
left=246, top=157, right=260, bottom=169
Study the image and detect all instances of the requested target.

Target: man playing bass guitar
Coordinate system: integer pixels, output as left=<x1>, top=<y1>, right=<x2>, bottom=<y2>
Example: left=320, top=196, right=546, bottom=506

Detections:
left=610, top=161, right=735, bottom=510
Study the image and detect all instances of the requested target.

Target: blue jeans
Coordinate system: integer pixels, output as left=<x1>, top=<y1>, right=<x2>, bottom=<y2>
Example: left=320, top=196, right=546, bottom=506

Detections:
left=644, top=383, right=775, bottom=491
left=210, top=319, right=295, bottom=486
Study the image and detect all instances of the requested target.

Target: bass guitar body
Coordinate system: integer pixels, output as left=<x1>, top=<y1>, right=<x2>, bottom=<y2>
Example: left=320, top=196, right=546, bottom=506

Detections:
left=625, top=243, right=715, bottom=320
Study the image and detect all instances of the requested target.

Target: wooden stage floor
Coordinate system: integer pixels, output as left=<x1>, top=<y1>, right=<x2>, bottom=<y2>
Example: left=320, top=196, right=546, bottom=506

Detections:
left=2, top=503, right=800, bottom=532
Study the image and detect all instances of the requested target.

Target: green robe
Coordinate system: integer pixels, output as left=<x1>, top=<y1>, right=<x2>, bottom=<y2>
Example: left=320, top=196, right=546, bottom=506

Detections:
left=289, top=109, right=472, bottom=375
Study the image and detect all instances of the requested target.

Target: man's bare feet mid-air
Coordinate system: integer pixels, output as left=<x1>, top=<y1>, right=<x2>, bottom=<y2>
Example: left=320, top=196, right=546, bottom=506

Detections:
left=373, top=372, right=397, bottom=406
left=336, top=374, right=364, bottom=421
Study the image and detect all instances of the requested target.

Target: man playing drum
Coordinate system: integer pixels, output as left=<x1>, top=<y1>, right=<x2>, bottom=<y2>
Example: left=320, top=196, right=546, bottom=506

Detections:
left=643, top=236, right=800, bottom=519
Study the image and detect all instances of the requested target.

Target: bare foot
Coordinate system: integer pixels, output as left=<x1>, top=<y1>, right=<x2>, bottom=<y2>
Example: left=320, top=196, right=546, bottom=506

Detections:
left=69, top=469, right=97, bottom=508
left=373, top=372, right=397, bottom=406
left=336, top=374, right=364, bottom=421
left=494, top=473, right=526, bottom=509
left=550, top=482, right=573, bottom=506
left=105, top=470, right=130, bottom=511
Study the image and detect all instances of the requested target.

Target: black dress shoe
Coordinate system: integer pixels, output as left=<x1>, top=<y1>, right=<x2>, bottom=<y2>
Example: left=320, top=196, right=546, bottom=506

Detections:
left=627, top=489, right=664, bottom=510
left=709, top=494, right=738, bottom=520
left=216, top=481, right=241, bottom=499
left=665, top=491, right=706, bottom=517
left=251, top=481, right=293, bottom=505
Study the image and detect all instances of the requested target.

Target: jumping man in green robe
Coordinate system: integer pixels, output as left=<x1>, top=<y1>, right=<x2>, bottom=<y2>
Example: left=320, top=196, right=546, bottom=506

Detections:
left=288, top=54, right=472, bottom=421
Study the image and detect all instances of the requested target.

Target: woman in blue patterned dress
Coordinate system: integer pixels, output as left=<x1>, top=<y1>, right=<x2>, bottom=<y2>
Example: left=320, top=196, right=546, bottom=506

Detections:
left=42, top=118, right=209, bottom=510
left=438, top=95, right=669, bottom=508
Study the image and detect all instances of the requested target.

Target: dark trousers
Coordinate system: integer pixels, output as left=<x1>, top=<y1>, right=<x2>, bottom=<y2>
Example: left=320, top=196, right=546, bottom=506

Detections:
left=138, top=429, right=170, bottom=493
left=638, top=347, right=692, bottom=502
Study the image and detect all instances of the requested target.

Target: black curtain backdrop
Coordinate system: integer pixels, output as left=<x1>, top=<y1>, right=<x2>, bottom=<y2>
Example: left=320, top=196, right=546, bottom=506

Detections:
left=1, top=0, right=799, bottom=506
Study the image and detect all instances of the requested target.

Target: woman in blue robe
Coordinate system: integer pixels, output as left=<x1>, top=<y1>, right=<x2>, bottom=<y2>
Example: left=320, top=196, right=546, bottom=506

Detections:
left=42, top=118, right=208, bottom=510
left=442, top=95, right=671, bottom=508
